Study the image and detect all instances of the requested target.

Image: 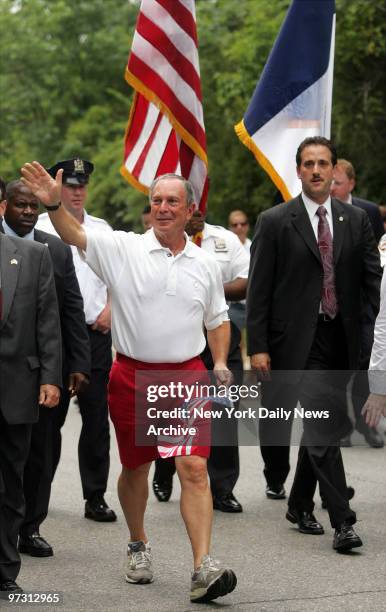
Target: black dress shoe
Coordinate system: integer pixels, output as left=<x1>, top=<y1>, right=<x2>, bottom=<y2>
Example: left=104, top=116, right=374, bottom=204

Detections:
left=85, top=496, right=117, bottom=522
left=0, top=580, right=23, bottom=592
left=286, top=509, right=324, bottom=534
left=19, top=532, right=53, bottom=557
left=321, top=485, right=355, bottom=509
left=213, top=493, right=243, bottom=513
left=152, top=479, right=173, bottom=502
left=333, top=522, right=363, bottom=552
left=265, top=484, right=286, bottom=500
left=360, top=427, right=384, bottom=448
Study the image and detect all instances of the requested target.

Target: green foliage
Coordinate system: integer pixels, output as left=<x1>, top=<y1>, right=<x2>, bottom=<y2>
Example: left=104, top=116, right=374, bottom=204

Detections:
left=1, top=0, right=385, bottom=231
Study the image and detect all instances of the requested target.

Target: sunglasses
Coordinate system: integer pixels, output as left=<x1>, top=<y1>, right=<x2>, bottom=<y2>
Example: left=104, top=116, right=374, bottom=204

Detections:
left=230, top=222, right=248, bottom=228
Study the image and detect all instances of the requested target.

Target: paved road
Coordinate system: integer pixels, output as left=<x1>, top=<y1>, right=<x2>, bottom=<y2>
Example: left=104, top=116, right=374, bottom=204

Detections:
left=6, top=405, right=386, bottom=612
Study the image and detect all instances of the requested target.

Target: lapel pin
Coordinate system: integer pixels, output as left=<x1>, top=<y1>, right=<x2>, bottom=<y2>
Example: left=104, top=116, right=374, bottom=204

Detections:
left=10, top=258, right=18, bottom=265
left=339, top=216, right=344, bottom=221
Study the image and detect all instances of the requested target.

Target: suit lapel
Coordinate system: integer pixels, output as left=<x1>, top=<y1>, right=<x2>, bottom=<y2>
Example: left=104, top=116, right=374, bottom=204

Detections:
left=290, top=195, right=321, bottom=262
left=331, top=198, right=347, bottom=264
left=34, top=229, right=46, bottom=245
left=0, top=234, right=21, bottom=328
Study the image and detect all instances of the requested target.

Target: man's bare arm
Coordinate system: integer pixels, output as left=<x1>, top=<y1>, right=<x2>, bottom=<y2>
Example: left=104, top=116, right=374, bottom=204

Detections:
left=21, top=161, right=87, bottom=250
left=207, top=321, right=232, bottom=386
left=223, top=277, right=247, bottom=301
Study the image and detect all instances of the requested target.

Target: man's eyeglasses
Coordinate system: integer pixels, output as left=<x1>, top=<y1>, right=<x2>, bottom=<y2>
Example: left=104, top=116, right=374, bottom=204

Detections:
left=230, top=222, right=248, bottom=228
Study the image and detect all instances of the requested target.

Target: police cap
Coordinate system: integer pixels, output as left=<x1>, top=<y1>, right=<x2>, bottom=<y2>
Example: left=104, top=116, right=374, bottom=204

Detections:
left=47, top=158, right=94, bottom=186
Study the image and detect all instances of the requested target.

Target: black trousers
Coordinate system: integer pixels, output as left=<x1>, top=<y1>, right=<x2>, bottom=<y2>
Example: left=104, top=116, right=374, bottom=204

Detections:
left=154, top=322, right=242, bottom=497
left=261, top=316, right=355, bottom=527
left=21, top=406, right=54, bottom=536
left=52, top=328, right=112, bottom=501
left=0, top=411, right=32, bottom=582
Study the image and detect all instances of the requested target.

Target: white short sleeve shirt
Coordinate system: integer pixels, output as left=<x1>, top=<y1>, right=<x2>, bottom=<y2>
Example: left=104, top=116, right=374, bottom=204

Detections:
left=201, top=224, right=250, bottom=284
left=81, top=228, right=228, bottom=363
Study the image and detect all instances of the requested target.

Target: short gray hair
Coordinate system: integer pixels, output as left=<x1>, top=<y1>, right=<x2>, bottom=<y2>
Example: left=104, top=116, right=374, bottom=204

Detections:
left=149, top=174, right=195, bottom=206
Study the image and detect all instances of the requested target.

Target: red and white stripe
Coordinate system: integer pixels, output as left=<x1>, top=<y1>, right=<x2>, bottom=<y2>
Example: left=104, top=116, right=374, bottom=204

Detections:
left=121, top=0, right=208, bottom=212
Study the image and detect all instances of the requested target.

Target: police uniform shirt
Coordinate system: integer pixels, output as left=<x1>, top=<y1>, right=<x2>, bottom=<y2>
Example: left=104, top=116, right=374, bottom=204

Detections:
left=81, top=227, right=228, bottom=363
left=199, top=223, right=249, bottom=285
left=37, top=211, right=112, bottom=324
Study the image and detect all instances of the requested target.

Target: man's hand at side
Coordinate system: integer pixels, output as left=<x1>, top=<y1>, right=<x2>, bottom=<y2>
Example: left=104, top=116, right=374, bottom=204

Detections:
left=92, top=302, right=111, bottom=335
left=250, top=352, right=271, bottom=380
left=213, top=363, right=233, bottom=387
left=69, top=373, right=89, bottom=396
left=39, top=384, right=60, bottom=407
left=362, top=393, right=386, bottom=428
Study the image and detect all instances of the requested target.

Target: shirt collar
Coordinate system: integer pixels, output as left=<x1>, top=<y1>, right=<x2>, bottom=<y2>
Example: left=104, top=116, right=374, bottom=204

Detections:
left=144, top=228, right=196, bottom=257
left=2, top=219, right=35, bottom=241
left=302, top=192, right=332, bottom=219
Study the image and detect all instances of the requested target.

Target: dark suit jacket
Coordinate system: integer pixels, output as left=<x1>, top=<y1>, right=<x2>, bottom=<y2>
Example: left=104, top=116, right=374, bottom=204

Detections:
left=246, top=195, right=381, bottom=371
left=34, top=229, right=90, bottom=376
left=351, top=196, right=384, bottom=243
left=0, top=233, right=62, bottom=424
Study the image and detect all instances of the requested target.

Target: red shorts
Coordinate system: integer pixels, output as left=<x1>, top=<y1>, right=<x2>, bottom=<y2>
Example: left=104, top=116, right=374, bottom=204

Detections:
left=108, top=354, right=211, bottom=469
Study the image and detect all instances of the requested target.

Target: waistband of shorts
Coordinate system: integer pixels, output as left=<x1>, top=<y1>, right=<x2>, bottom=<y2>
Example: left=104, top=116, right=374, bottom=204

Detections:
left=115, top=353, right=204, bottom=371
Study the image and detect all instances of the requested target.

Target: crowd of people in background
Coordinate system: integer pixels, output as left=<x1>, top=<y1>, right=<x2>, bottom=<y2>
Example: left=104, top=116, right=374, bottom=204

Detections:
left=0, top=136, right=385, bottom=603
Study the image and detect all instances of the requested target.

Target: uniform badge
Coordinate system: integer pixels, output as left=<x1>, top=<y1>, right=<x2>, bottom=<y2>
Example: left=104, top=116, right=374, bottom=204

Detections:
left=74, top=158, right=85, bottom=174
left=10, top=258, right=18, bottom=265
left=214, top=237, right=228, bottom=252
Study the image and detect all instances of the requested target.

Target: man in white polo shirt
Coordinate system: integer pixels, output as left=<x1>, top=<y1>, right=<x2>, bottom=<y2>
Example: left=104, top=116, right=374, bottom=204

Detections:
left=21, top=163, right=237, bottom=604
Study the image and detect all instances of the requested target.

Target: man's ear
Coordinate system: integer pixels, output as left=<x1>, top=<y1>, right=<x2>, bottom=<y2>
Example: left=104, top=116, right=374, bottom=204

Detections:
left=0, top=199, right=7, bottom=217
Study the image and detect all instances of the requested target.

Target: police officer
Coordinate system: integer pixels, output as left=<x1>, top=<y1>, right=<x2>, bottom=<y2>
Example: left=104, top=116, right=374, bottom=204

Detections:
left=37, top=158, right=116, bottom=522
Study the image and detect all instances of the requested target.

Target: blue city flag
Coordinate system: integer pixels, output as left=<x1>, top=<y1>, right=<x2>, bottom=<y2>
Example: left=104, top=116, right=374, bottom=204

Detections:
left=235, top=0, right=336, bottom=201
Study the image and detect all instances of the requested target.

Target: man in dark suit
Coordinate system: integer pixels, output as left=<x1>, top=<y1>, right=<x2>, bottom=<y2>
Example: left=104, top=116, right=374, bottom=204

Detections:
left=1, top=180, right=91, bottom=558
left=247, top=137, right=381, bottom=552
left=0, top=181, right=62, bottom=592
left=331, top=159, right=384, bottom=448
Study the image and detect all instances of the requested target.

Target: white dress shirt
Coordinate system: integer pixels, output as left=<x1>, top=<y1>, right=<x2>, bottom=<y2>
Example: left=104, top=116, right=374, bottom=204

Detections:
left=369, top=268, right=386, bottom=394
left=37, top=211, right=112, bottom=324
left=81, top=228, right=228, bottom=363
left=302, top=193, right=334, bottom=239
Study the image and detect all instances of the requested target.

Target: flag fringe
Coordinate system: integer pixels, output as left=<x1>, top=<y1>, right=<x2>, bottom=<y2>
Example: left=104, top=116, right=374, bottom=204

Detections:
left=125, top=67, right=208, bottom=168
left=120, top=165, right=149, bottom=195
left=234, top=119, right=292, bottom=202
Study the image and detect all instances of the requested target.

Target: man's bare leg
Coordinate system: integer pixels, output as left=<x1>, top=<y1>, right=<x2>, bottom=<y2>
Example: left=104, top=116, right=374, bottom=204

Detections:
left=118, top=462, right=152, bottom=542
left=175, top=455, right=212, bottom=568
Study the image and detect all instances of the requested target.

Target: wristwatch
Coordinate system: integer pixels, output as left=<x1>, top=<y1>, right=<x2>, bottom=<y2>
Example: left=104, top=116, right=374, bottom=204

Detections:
left=44, top=202, right=62, bottom=211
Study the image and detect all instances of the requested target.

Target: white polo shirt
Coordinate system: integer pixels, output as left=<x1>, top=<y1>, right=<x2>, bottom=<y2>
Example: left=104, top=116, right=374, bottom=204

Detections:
left=37, top=211, right=112, bottom=324
left=201, top=223, right=249, bottom=284
left=81, top=228, right=228, bottom=363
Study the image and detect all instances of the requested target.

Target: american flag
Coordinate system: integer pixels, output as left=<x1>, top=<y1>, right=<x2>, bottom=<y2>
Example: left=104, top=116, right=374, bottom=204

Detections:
left=121, top=0, right=209, bottom=213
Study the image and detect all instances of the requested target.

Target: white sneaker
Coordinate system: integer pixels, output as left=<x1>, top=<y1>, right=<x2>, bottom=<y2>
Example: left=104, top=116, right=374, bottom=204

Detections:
left=190, top=555, right=237, bottom=602
left=125, top=541, right=153, bottom=584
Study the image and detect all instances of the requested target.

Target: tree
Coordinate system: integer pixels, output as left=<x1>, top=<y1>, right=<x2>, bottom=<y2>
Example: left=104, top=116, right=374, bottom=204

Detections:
left=1, top=0, right=385, bottom=228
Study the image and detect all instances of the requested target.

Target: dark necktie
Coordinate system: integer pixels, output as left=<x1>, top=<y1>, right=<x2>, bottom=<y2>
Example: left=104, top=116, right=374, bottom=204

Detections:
left=316, top=206, right=338, bottom=318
